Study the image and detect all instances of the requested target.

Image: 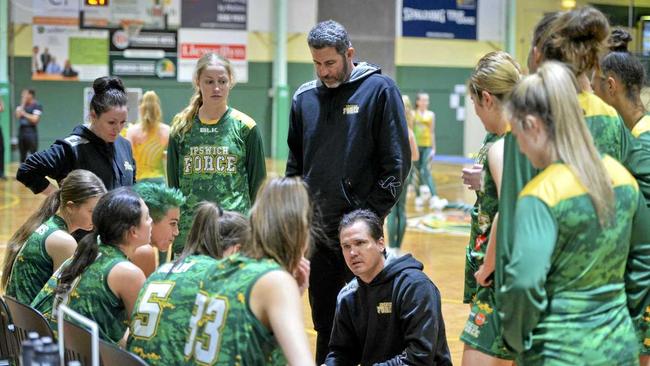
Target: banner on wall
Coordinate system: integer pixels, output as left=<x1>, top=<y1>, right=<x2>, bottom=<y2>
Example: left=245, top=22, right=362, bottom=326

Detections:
left=401, top=0, right=477, bottom=40
left=177, top=28, right=248, bottom=83
left=32, top=0, right=79, bottom=26
left=32, top=25, right=109, bottom=82
left=109, top=30, right=178, bottom=79
left=181, top=0, right=247, bottom=30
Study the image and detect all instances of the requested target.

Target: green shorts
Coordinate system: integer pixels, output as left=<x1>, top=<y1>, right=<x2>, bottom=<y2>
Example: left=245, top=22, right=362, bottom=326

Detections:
left=460, top=284, right=515, bottom=360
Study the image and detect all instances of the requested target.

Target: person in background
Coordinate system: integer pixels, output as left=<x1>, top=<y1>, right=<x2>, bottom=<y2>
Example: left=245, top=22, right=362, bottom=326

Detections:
left=45, top=56, right=62, bottom=74
left=412, top=92, right=447, bottom=211
left=15, top=88, right=43, bottom=162
left=126, top=91, right=169, bottom=185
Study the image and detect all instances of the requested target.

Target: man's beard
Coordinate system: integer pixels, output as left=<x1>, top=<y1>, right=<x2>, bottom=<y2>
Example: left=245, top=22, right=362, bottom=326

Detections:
left=321, top=55, right=350, bottom=88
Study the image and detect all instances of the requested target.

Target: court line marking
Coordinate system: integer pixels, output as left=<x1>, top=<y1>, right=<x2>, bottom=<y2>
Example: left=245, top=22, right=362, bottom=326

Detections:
left=0, top=191, right=20, bottom=210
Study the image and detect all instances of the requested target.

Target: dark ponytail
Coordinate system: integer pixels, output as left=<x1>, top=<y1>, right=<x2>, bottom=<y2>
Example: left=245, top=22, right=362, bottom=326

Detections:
left=1, top=190, right=61, bottom=289
left=54, top=187, right=142, bottom=296
left=601, top=28, right=646, bottom=103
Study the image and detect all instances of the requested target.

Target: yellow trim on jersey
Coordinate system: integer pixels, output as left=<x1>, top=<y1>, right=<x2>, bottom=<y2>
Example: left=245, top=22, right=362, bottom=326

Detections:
left=578, top=92, right=619, bottom=119
left=229, top=108, right=257, bottom=130
left=520, top=156, right=637, bottom=207
left=632, top=115, right=650, bottom=138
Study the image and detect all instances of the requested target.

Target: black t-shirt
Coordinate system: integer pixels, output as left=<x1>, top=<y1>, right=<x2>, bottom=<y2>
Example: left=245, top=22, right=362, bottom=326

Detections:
left=19, top=102, right=43, bottom=133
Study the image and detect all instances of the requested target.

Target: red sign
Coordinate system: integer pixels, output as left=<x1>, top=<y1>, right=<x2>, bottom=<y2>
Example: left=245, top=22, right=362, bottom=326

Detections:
left=180, top=43, right=246, bottom=60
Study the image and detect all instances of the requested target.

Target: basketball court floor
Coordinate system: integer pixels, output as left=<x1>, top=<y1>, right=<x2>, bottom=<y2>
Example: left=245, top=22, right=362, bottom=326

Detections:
left=0, top=160, right=474, bottom=365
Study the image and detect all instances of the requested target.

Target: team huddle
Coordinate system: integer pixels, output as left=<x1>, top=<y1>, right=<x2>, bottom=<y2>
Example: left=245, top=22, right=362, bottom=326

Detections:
left=3, top=7, right=650, bottom=366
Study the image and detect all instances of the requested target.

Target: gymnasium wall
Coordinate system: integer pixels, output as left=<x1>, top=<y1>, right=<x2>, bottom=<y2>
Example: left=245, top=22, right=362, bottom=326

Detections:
left=9, top=0, right=644, bottom=163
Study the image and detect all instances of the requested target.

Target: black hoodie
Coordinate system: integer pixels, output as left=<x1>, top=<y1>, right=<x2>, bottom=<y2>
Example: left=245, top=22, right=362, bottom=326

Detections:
left=325, top=254, right=452, bottom=365
left=17, top=124, right=135, bottom=193
left=286, top=62, right=411, bottom=235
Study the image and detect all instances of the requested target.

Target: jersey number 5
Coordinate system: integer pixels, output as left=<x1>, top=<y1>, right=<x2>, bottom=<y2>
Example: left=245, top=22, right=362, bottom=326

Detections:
left=131, top=282, right=175, bottom=339
left=184, top=292, right=229, bottom=364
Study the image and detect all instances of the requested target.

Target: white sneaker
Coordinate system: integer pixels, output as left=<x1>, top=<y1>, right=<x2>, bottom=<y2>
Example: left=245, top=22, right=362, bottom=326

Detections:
left=430, top=196, right=448, bottom=210
left=386, top=247, right=402, bottom=258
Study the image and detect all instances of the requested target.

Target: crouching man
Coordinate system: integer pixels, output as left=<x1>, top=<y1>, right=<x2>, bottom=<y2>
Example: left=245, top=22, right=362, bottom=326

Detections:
left=324, top=209, right=452, bottom=365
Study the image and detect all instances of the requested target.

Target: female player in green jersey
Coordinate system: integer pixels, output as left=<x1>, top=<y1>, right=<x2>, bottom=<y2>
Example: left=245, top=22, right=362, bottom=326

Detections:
left=127, top=202, right=249, bottom=365
left=31, top=187, right=152, bottom=344
left=2, top=169, right=106, bottom=304
left=495, top=7, right=650, bottom=355
left=460, top=51, right=521, bottom=366
left=500, top=61, right=650, bottom=365
left=167, top=52, right=266, bottom=256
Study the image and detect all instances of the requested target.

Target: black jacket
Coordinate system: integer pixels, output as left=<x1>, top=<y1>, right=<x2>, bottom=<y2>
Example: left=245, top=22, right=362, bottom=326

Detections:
left=286, top=63, right=410, bottom=235
left=17, top=125, right=135, bottom=193
left=325, top=255, right=452, bottom=366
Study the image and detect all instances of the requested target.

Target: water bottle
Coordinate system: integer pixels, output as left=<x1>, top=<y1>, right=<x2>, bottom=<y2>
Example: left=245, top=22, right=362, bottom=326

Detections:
left=32, top=337, right=60, bottom=366
left=20, top=332, right=42, bottom=366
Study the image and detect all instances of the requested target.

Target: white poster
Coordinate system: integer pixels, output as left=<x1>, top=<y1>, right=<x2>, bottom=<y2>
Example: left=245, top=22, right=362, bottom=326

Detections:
left=32, top=0, right=79, bottom=26
left=32, top=25, right=109, bottom=82
left=177, top=28, right=248, bottom=83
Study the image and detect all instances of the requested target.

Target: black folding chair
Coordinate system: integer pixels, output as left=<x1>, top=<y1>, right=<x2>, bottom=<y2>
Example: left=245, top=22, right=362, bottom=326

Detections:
left=100, top=339, right=148, bottom=366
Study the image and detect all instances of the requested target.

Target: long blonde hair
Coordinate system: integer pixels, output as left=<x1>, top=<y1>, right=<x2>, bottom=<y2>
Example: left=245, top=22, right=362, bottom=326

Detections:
left=469, top=51, right=521, bottom=104
left=246, top=177, right=312, bottom=274
left=171, top=53, right=235, bottom=137
left=508, top=61, right=614, bottom=225
left=139, top=90, right=162, bottom=134
left=402, top=95, right=414, bottom=129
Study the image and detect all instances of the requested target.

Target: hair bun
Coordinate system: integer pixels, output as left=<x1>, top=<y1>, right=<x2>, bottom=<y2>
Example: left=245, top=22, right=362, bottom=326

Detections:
left=92, top=76, right=126, bottom=95
left=608, top=28, right=632, bottom=52
left=562, top=6, right=609, bottom=44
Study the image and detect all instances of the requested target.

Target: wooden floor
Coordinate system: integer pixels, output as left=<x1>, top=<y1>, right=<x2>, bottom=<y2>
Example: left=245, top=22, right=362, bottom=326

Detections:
left=0, top=160, right=474, bottom=365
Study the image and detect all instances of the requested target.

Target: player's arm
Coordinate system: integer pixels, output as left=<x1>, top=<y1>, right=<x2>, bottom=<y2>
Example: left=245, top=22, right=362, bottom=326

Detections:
left=44, top=231, right=77, bottom=271
left=166, top=134, right=180, bottom=189
left=250, top=270, right=314, bottom=366
left=475, top=138, right=504, bottom=286
left=499, top=195, right=556, bottom=353
left=286, top=97, right=303, bottom=177
left=429, top=111, right=436, bottom=158
left=24, top=107, right=42, bottom=125
left=16, top=140, right=75, bottom=194
left=130, top=245, right=157, bottom=278
left=625, top=193, right=650, bottom=353
left=245, top=125, right=267, bottom=202
left=107, top=261, right=146, bottom=317
left=365, top=86, right=411, bottom=218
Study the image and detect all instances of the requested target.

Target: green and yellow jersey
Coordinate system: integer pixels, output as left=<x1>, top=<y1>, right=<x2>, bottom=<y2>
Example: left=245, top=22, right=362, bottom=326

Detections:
left=6, top=215, right=68, bottom=304
left=167, top=108, right=266, bottom=256
left=500, top=157, right=650, bottom=365
left=132, top=128, right=167, bottom=182
left=127, top=254, right=219, bottom=365
left=495, top=92, right=650, bottom=352
left=31, top=244, right=130, bottom=344
left=129, top=254, right=284, bottom=365
left=413, top=110, right=434, bottom=147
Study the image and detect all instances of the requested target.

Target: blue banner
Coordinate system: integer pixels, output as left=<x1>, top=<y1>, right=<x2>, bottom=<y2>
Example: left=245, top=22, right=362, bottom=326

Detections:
left=402, top=0, right=477, bottom=40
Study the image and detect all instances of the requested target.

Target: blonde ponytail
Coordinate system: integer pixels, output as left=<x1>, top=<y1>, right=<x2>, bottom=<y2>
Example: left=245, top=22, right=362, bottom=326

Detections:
left=509, top=61, right=614, bottom=225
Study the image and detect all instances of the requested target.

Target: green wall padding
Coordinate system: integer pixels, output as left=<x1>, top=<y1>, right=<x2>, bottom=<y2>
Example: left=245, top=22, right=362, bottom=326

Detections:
left=396, top=65, right=472, bottom=156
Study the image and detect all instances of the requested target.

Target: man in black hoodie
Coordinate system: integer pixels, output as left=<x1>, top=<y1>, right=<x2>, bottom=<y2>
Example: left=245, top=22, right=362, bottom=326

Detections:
left=286, top=20, right=410, bottom=362
left=324, top=209, right=451, bottom=366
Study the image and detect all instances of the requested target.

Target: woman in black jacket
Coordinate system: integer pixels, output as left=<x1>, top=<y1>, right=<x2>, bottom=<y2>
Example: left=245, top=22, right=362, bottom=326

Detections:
left=17, top=76, right=135, bottom=194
